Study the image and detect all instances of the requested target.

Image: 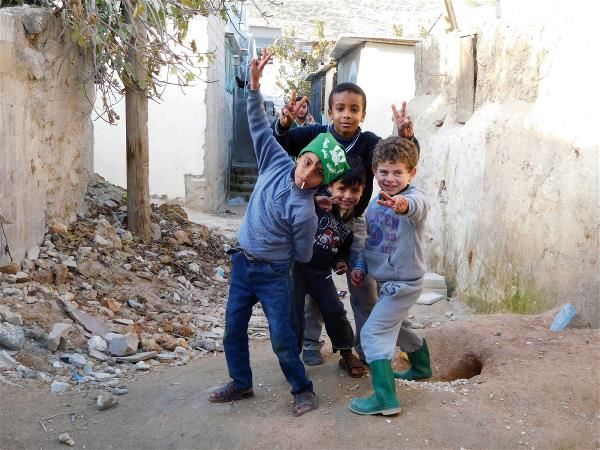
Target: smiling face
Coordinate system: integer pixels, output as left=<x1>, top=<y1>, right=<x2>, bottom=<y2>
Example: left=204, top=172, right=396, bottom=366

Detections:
left=373, top=160, right=416, bottom=196
left=295, top=152, right=324, bottom=189
left=328, top=91, right=366, bottom=138
left=329, top=180, right=364, bottom=213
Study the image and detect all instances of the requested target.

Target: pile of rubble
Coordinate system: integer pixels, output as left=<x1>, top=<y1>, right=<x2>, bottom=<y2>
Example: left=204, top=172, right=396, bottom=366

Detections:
left=0, top=175, right=269, bottom=394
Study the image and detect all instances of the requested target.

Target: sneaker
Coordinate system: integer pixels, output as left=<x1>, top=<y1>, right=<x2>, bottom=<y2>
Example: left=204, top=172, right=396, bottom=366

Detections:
left=302, top=349, right=324, bottom=366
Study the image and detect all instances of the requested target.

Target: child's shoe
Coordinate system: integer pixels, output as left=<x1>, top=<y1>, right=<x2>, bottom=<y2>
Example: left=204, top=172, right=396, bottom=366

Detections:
left=393, top=339, right=432, bottom=380
left=292, top=390, right=319, bottom=416
left=302, top=349, right=324, bottom=366
left=208, top=381, right=254, bottom=402
left=349, top=359, right=401, bottom=416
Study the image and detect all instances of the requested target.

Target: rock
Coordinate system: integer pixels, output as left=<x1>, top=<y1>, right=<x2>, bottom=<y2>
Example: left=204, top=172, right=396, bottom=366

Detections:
left=89, top=371, right=115, bottom=381
left=0, top=306, right=23, bottom=326
left=127, top=299, right=144, bottom=310
left=156, top=334, right=178, bottom=351
left=60, top=298, right=109, bottom=337
left=141, top=338, right=161, bottom=352
left=62, top=257, right=78, bottom=270
left=89, top=349, right=109, bottom=361
left=410, top=322, right=426, bottom=329
left=77, top=260, right=105, bottom=278
left=150, top=223, right=162, bottom=241
left=0, top=262, right=20, bottom=274
left=110, top=387, right=128, bottom=395
left=0, top=350, right=18, bottom=370
left=135, top=361, right=150, bottom=371
left=14, top=271, right=30, bottom=283
left=47, top=323, right=73, bottom=352
left=97, top=393, right=118, bottom=410
left=102, top=297, right=122, bottom=313
left=120, top=231, right=133, bottom=242
left=88, top=335, right=108, bottom=353
left=95, top=219, right=123, bottom=250
left=109, top=332, right=139, bottom=356
left=156, top=352, right=177, bottom=362
left=191, top=336, right=218, bottom=352
left=68, top=353, right=88, bottom=368
left=0, top=322, right=25, bottom=350
left=423, top=272, right=448, bottom=296
left=188, top=263, right=200, bottom=273
left=27, top=246, right=40, bottom=261
left=1, top=287, right=21, bottom=296
left=58, top=432, right=75, bottom=446
left=114, top=318, right=134, bottom=326
left=49, top=223, right=67, bottom=234
left=115, top=351, right=158, bottom=363
left=50, top=380, right=70, bottom=394
left=53, top=264, right=70, bottom=284
left=174, top=230, right=191, bottom=245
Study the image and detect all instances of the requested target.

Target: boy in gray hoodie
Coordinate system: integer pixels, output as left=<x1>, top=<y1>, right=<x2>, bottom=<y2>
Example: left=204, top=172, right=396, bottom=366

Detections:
left=349, top=136, right=429, bottom=416
left=208, top=51, right=349, bottom=417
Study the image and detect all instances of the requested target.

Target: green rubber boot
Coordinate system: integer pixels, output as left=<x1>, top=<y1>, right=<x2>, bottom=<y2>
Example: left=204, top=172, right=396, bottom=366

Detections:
left=349, top=359, right=401, bottom=416
left=394, top=339, right=432, bottom=381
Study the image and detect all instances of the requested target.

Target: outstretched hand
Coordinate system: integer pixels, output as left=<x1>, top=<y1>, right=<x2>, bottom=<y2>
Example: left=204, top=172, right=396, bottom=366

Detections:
left=315, top=195, right=341, bottom=212
left=249, top=49, right=273, bottom=90
left=392, top=101, right=414, bottom=139
left=279, top=90, right=308, bottom=129
left=377, top=192, right=409, bottom=214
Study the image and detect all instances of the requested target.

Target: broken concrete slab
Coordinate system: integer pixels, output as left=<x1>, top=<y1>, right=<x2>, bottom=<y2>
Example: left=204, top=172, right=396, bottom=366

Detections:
left=417, top=292, right=445, bottom=305
left=423, top=272, right=448, bottom=296
left=108, top=333, right=139, bottom=356
left=60, top=298, right=109, bottom=338
left=47, top=323, right=74, bottom=352
left=0, top=322, right=25, bottom=350
left=115, top=351, right=158, bottom=363
left=0, top=349, right=18, bottom=370
left=0, top=305, right=23, bottom=326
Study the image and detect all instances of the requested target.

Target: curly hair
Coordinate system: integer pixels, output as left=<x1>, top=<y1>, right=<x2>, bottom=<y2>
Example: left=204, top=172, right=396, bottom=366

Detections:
left=372, top=136, right=419, bottom=171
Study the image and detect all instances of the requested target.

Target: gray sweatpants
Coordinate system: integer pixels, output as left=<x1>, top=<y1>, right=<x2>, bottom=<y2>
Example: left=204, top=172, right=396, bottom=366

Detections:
left=361, top=279, right=424, bottom=363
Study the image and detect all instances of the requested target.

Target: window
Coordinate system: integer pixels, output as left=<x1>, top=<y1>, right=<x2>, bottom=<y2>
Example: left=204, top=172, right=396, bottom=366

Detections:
left=225, top=40, right=235, bottom=93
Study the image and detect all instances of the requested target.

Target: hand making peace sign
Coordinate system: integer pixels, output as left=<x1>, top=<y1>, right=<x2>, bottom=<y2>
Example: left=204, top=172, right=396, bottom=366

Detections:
left=249, top=49, right=273, bottom=90
left=392, top=101, right=414, bottom=139
left=278, top=89, right=309, bottom=129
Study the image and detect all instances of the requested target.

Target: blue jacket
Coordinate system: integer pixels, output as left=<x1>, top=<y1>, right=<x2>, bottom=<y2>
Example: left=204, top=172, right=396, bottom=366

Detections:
left=355, top=185, right=429, bottom=282
left=237, top=89, right=318, bottom=264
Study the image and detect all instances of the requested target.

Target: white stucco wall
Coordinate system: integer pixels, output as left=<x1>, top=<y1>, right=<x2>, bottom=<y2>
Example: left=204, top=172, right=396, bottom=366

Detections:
left=94, top=17, right=211, bottom=201
left=357, top=43, right=415, bottom=139
left=411, top=3, right=599, bottom=325
left=0, top=7, right=93, bottom=265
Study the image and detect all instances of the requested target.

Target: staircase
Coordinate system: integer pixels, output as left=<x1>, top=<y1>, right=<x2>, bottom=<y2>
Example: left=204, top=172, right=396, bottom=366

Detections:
left=228, top=163, right=259, bottom=202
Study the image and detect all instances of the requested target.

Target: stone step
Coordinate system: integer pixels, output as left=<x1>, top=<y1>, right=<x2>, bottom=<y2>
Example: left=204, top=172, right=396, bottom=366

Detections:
left=423, top=272, right=447, bottom=296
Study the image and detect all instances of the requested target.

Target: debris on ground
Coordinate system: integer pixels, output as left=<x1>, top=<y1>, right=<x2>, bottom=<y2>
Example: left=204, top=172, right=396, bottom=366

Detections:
left=0, top=175, right=270, bottom=395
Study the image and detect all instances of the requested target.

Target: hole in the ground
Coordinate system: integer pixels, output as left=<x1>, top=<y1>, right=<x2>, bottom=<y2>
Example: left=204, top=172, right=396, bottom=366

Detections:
left=437, top=353, right=482, bottom=381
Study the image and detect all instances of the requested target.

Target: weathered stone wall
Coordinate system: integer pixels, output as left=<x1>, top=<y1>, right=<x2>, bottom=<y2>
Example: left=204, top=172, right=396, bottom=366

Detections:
left=0, top=7, right=94, bottom=265
left=411, top=5, right=599, bottom=325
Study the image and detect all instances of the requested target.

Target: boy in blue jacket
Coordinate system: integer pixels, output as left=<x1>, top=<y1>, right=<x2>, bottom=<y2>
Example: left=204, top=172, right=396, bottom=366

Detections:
left=208, top=51, right=349, bottom=417
left=349, top=136, right=429, bottom=416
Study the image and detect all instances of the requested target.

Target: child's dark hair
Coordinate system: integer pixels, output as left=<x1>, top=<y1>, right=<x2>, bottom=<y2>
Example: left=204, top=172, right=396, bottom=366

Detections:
left=328, top=82, right=367, bottom=112
left=372, top=137, right=419, bottom=171
left=337, top=155, right=366, bottom=187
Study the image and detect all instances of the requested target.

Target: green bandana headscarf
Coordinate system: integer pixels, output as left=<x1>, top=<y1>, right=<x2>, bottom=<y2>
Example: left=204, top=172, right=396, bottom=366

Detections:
left=298, top=132, right=350, bottom=185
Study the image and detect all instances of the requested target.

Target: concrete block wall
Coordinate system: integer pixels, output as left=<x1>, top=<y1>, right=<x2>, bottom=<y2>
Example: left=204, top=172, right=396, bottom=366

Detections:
left=0, top=7, right=93, bottom=265
left=410, top=3, right=599, bottom=326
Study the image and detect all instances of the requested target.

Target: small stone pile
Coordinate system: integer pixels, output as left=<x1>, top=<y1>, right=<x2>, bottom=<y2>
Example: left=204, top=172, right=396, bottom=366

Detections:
left=0, top=175, right=269, bottom=393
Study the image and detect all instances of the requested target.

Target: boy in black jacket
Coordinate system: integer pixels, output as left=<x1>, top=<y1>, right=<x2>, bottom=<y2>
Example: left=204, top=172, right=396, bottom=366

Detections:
left=292, top=157, right=366, bottom=378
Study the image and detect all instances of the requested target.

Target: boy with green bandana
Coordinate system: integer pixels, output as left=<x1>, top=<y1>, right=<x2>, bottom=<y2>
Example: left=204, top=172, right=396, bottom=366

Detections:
left=208, top=51, right=349, bottom=417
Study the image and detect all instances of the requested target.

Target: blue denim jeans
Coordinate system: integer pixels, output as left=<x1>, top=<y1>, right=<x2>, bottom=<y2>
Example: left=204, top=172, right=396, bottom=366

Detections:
left=223, top=251, right=313, bottom=395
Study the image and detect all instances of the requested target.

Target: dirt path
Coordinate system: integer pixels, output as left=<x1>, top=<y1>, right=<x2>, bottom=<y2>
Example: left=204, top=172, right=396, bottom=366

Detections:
left=1, top=311, right=598, bottom=449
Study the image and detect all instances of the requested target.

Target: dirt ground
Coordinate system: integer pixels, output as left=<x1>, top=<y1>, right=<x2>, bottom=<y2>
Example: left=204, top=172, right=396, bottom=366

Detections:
left=1, top=306, right=598, bottom=449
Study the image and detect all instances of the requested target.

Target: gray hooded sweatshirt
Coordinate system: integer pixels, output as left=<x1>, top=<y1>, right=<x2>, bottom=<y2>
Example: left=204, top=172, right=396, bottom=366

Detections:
left=355, top=185, right=429, bottom=282
left=236, top=88, right=318, bottom=264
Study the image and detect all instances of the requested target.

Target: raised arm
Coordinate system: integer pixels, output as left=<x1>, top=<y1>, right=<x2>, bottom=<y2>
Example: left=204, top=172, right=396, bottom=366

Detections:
left=247, top=50, right=291, bottom=173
